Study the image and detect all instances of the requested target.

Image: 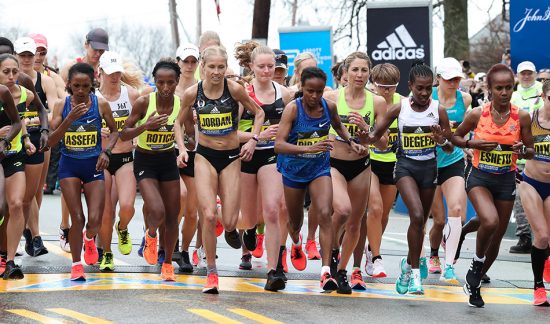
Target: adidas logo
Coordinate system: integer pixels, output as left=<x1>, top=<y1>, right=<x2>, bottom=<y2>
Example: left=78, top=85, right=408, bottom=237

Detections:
left=414, top=127, right=423, bottom=134
left=159, top=126, right=168, bottom=132
left=544, top=135, right=550, bottom=142
left=113, top=111, right=119, bottom=118
left=77, top=125, right=86, bottom=132
left=263, top=120, right=271, bottom=126
left=211, top=107, right=220, bottom=114
left=372, top=24, right=425, bottom=61
left=496, top=144, right=502, bottom=151
left=426, top=112, right=435, bottom=119
left=311, top=132, right=319, bottom=138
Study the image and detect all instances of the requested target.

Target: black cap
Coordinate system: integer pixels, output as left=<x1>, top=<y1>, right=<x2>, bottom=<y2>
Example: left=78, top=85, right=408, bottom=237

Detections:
left=86, top=28, right=109, bottom=51
left=273, top=49, right=287, bottom=69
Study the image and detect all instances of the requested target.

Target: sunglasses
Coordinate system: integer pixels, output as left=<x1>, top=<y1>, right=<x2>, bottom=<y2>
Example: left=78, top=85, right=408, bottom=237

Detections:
left=35, top=51, right=47, bottom=57
left=537, top=78, right=549, bottom=82
left=374, top=82, right=398, bottom=88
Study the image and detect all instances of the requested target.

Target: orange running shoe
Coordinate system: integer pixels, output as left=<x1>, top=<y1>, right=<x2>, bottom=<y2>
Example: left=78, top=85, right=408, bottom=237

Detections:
left=252, top=233, right=264, bottom=258
left=143, top=231, right=158, bottom=265
left=534, top=287, right=549, bottom=306
left=192, top=249, right=199, bottom=266
left=291, top=235, right=307, bottom=271
left=161, top=263, right=176, bottom=281
left=0, top=255, right=6, bottom=276
left=305, top=239, right=321, bottom=260
left=70, top=264, right=86, bottom=281
left=350, top=268, right=367, bottom=290
left=203, top=272, right=219, bottom=294
left=82, top=231, right=99, bottom=265
left=215, top=220, right=224, bottom=237
left=543, top=258, right=550, bottom=283
left=282, top=247, right=288, bottom=273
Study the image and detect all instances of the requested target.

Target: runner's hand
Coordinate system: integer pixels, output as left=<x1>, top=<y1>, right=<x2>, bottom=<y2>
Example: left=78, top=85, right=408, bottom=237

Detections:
left=430, top=125, right=445, bottom=145
left=68, top=102, right=88, bottom=122
left=308, top=139, right=334, bottom=153
left=145, top=112, right=169, bottom=130
left=96, top=152, right=109, bottom=171
left=24, top=138, right=36, bottom=156
left=259, top=124, right=278, bottom=140
left=177, top=150, right=189, bottom=168
left=469, top=140, right=498, bottom=152
left=39, top=131, right=49, bottom=152
left=349, top=112, right=370, bottom=132
left=240, top=139, right=256, bottom=162
left=350, top=141, right=367, bottom=156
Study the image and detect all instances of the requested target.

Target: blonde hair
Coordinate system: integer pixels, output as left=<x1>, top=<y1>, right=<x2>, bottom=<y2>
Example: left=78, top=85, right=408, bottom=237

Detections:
left=120, top=59, right=144, bottom=89
left=371, top=63, right=400, bottom=85
left=201, top=46, right=228, bottom=65
left=344, top=51, right=372, bottom=71
left=199, top=31, right=221, bottom=50
left=289, top=52, right=316, bottom=86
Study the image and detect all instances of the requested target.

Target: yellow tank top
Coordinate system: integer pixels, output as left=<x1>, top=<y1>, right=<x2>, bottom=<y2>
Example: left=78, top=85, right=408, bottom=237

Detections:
left=329, top=87, right=374, bottom=141
left=370, top=93, right=401, bottom=163
left=136, top=93, right=180, bottom=151
left=5, top=86, right=26, bottom=155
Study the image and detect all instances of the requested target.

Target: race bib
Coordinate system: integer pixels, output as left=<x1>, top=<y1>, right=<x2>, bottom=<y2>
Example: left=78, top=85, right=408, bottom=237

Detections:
left=401, top=126, right=435, bottom=157
left=477, top=144, right=513, bottom=173
left=534, top=134, right=550, bottom=162
left=64, top=124, right=98, bottom=152
left=143, top=125, right=175, bottom=151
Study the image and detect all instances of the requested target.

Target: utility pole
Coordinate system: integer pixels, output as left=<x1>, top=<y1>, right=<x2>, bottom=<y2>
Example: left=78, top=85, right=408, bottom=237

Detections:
left=291, top=0, right=298, bottom=26
left=196, top=0, right=202, bottom=44
left=252, top=0, right=271, bottom=39
left=169, top=0, right=180, bottom=50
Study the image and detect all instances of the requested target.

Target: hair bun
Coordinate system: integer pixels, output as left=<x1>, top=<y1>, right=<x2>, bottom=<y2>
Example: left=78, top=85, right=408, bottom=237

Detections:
left=411, top=60, right=425, bottom=68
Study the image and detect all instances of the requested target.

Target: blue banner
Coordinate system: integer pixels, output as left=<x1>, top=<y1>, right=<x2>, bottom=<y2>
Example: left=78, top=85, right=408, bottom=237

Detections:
left=278, top=27, right=333, bottom=87
left=510, top=1, right=550, bottom=71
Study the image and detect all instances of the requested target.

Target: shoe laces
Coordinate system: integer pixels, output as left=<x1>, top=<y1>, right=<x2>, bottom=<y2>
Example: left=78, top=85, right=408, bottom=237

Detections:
left=470, top=285, right=481, bottom=300
left=104, top=253, right=113, bottom=264
left=399, top=270, right=411, bottom=285
left=119, top=229, right=129, bottom=245
left=338, top=271, right=349, bottom=285
left=431, top=256, right=441, bottom=267
left=241, top=253, right=252, bottom=263
left=351, top=270, right=363, bottom=282
left=163, top=264, right=174, bottom=276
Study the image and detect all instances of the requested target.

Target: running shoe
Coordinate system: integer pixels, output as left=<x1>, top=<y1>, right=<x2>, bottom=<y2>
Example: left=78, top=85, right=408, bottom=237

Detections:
left=281, top=247, right=288, bottom=273
left=371, top=258, right=387, bottom=278
left=465, top=258, right=484, bottom=289
left=330, top=249, right=339, bottom=278
left=408, top=271, right=424, bottom=295
left=70, top=264, right=86, bottom=281
left=365, top=248, right=374, bottom=276
left=419, top=256, right=428, bottom=279
left=83, top=231, right=99, bottom=265
left=23, top=228, right=33, bottom=256
left=395, top=257, right=411, bottom=295
left=32, top=236, right=48, bottom=257
left=428, top=256, right=442, bottom=274
left=481, top=273, right=491, bottom=284
left=305, top=239, right=321, bottom=260
left=99, top=252, right=114, bottom=272
left=192, top=249, right=199, bottom=267
left=264, top=269, right=286, bottom=292
left=143, top=232, right=158, bottom=265
left=215, top=220, right=224, bottom=237
left=440, top=264, right=459, bottom=284
left=97, top=248, right=104, bottom=265
left=291, top=235, right=307, bottom=271
left=203, top=273, right=219, bottom=294
left=336, top=269, right=352, bottom=294
left=242, top=226, right=257, bottom=251
left=2, top=261, right=23, bottom=280
left=350, top=268, right=367, bottom=290
left=320, top=271, right=338, bottom=291
left=59, top=228, right=71, bottom=253
left=178, top=250, right=193, bottom=273
left=0, top=214, right=3, bottom=226
left=115, top=221, right=132, bottom=255
left=224, top=229, right=242, bottom=249
left=252, top=233, right=264, bottom=258
left=543, top=258, right=550, bottom=283
left=463, top=283, right=484, bottom=308
left=197, top=246, right=206, bottom=268
left=533, top=287, right=550, bottom=306
left=157, top=249, right=166, bottom=265
left=138, top=235, right=145, bottom=257
left=161, top=263, right=176, bottom=281
left=239, top=253, right=252, bottom=270
left=0, top=256, right=6, bottom=277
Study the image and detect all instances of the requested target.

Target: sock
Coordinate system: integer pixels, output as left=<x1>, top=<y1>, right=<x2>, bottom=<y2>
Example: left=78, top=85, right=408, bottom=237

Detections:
left=420, top=244, right=426, bottom=258
left=532, top=246, right=546, bottom=289
left=353, top=266, right=360, bottom=272
left=277, top=246, right=285, bottom=269
left=430, top=248, right=439, bottom=257
left=444, top=217, right=462, bottom=266
left=207, top=266, right=217, bottom=275
left=367, top=244, right=371, bottom=252
left=72, top=261, right=82, bottom=267
left=411, top=268, right=420, bottom=278
left=84, top=234, right=93, bottom=241
left=321, top=266, right=331, bottom=276
left=292, top=235, right=302, bottom=246
left=372, top=255, right=382, bottom=263
left=257, top=224, right=265, bottom=235
left=474, top=254, right=486, bottom=263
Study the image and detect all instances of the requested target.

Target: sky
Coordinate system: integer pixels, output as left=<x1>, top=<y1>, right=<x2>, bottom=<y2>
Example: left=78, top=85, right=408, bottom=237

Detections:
left=0, top=0, right=502, bottom=73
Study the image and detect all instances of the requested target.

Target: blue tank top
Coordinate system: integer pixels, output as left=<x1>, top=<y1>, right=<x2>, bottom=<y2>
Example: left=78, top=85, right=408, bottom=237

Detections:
left=432, top=88, right=465, bottom=168
left=277, top=97, right=331, bottom=182
left=61, top=94, right=102, bottom=159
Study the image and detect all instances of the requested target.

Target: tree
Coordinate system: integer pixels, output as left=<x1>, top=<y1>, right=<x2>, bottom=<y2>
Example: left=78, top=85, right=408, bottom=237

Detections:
left=441, top=0, right=469, bottom=59
left=252, top=0, right=272, bottom=40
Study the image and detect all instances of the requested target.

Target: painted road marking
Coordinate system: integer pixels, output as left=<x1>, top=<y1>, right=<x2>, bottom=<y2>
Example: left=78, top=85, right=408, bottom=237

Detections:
left=0, top=273, right=533, bottom=305
left=188, top=309, right=243, bottom=324
left=228, top=308, right=284, bottom=324
left=47, top=308, right=113, bottom=324
left=5, top=309, right=70, bottom=324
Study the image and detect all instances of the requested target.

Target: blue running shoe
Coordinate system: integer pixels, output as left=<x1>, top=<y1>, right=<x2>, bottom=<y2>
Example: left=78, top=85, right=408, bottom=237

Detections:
left=157, top=249, right=166, bottom=265
left=395, top=257, right=411, bottom=294
left=138, top=236, right=145, bottom=257
left=419, top=257, right=428, bottom=279
left=408, top=271, right=424, bottom=295
left=440, top=264, right=459, bottom=284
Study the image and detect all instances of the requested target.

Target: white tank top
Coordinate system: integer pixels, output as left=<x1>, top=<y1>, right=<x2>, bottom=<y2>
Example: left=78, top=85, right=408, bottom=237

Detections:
left=98, top=86, right=132, bottom=132
left=397, top=98, right=439, bottom=161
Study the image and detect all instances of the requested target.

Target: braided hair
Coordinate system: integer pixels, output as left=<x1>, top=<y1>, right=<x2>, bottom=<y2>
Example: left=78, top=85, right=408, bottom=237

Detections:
left=152, top=57, right=181, bottom=80
left=294, top=66, right=327, bottom=99
left=409, top=60, right=433, bottom=84
left=66, top=62, right=95, bottom=94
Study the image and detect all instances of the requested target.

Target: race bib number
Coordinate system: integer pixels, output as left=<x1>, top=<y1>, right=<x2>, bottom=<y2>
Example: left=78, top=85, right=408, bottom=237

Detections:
left=144, top=125, right=175, bottom=151
left=478, top=144, right=513, bottom=173
left=534, top=134, right=550, bottom=162
left=64, top=124, right=98, bottom=151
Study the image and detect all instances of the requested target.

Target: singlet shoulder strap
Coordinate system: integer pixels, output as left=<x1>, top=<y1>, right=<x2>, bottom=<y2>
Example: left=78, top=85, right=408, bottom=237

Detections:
left=36, top=72, right=42, bottom=88
left=273, top=81, right=282, bottom=100
left=19, top=85, right=28, bottom=104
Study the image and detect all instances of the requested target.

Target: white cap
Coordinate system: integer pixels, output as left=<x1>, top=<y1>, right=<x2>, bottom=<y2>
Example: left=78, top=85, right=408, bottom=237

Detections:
left=99, top=51, right=124, bottom=75
left=436, top=57, right=463, bottom=80
left=474, top=72, right=486, bottom=82
left=517, top=61, right=536, bottom=73
left=176, top=43, right=199, bottom=60
left=14, top=37, right=37, bottom=55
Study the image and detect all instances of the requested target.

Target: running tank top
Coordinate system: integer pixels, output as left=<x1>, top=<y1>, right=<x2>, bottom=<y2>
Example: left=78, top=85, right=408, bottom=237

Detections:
left=329, top=87, right=373, bottom=142
left=277, top=98, right=331, bottom=182
left=1, top=86, right=27, bottom=156
left=61, top=94, right=102, bottom=159
left=397, top=98, right=439, bottom=161
left=34, top=72, right=48, bottom=109
left=136, top=92, right=180, bottom=151
left=432, top=88, right=466, bottom=168
left=98, top=86, right=132, bottom=131
left=531, top=109, right=550, bottom=163
left=240, top=81, right=285, bottom=149
left=370, top=93, right=401, bottom=163
left=194, top=79, right=239, bottom=136
left=472, top=103, right=521, bottom=174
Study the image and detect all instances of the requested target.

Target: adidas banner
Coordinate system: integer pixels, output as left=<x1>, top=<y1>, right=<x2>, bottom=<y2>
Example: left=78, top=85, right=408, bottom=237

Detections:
left=366, top=1, right=432, bottom=95
left=510, top=0, right=550, bottom=71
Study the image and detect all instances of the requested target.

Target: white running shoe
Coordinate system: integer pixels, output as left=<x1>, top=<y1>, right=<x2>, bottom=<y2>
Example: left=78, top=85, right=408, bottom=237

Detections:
left=197, top=246, right=206, bottom=269
left=365, top=248, right=374, bottom=276
left=371, top=258, right=387, bottom=278
left=59, top=228, right=71, bottom=253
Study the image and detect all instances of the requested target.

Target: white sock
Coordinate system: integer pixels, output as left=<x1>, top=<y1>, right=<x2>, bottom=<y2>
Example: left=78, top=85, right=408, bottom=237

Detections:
left=474, top=254, right=486, bottom=263
left=83, top=233, right=93, bottom=241
left=444, top=217, right=462, bottom=267
left=292, top=235, right=302, bottom=246
left=420, top=243, right=426, bottom=259
left=411, top=268, right=420, bottom=278
left=321, top=266, right=331, bottom=276
left=72, top=261, right=82, bottom=267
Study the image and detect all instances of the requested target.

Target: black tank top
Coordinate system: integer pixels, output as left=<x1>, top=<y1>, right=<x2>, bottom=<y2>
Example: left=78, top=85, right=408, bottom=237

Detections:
left=194, top=78, right=239, bottom=136
left=34, top=73, right=48, bottom=108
